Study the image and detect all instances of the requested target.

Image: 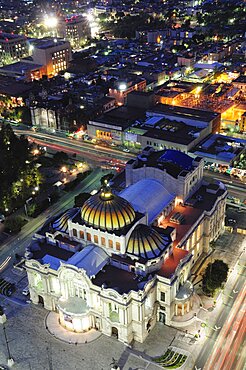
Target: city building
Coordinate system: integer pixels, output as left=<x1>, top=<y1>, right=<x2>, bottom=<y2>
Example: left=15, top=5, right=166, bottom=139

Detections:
left=0, top=32, right=28, bottom=66
left=59, top=15, right=90, bottom=49
left=108, top=78, right=146, bottom=106
left=87, top=103, right=220, bottom=152
left=25, top=148, right=227, bottom=344
left=0, top=61, right=45, bottom=81
left=31, top=38, right=72, bottom=78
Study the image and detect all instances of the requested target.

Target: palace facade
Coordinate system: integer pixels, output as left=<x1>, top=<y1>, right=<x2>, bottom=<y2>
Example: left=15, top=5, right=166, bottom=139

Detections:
left=25, top=147, right=227, bottom=344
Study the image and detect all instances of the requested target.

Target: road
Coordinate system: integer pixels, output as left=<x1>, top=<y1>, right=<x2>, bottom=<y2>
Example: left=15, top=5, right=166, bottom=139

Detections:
left=15, top=128, right=246, bottom=200
left=0, top=168, right=104, bottom=264
left=204, top=284, right=245, bottom=370
left=194, top=253, right=246, bottom=370
left=14, top=128, right=135, bottom=166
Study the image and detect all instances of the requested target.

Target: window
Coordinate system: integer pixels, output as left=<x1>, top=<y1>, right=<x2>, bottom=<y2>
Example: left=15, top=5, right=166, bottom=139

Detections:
left=101, top=237, right=106, bottom=246
left=86, top=232, right=91, bottom=242
left=94, top=235, right=98, bottom=244
left=109, top=239, right=113, bottom=248
left=116, top=242, right=120, bottom=251
left=79, top=230, right=84, bottom=239
left=160, top=292, right=166, bottom=302
left=73, top=229, right=77, bottom=237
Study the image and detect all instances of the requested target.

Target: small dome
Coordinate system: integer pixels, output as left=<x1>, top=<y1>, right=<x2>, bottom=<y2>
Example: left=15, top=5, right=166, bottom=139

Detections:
left=53, top=208, right=79, bottom=233
left=81, top=189, right=135, bottom=231
left=127, top=224, right=169, bottom=259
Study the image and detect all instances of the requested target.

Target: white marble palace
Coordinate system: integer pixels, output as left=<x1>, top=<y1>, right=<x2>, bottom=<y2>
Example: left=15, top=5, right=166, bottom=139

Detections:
left=25, top=147, right=227, bottom=344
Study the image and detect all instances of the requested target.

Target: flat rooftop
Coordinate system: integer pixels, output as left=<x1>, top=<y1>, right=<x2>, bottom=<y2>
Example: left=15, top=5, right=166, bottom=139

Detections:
left=141, top=119, right=203, bottom=145
left=91, top=106, right=146, bottom=129
left=92, top=264, right=140, bottom=294
left=150, top=104, right=219, bottom=122
left=131, top=149, right=198, bottom=179
left=0, top=32, right=25, bottom=41
left=0, top=61, right=42, bottom=74
left=33, top=38, right=68, bottom=49
left=30, top=240, right=74, bottom=262
left=159, top=184, right=226, bottom=248
left=0, top=75, right=34, bottom=97
left=157, top=247, right=190, bottom=279
left=159, top=205, right=203, bottom=248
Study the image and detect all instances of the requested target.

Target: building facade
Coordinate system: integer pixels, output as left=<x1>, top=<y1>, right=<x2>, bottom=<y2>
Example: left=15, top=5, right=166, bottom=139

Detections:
left=25, top=148, right=227, bottom=344
left=0, top=32, right=28, bottom=65
left=31, top=38, right=72, bottom=77
left=59, top=15, right=90, bottom=49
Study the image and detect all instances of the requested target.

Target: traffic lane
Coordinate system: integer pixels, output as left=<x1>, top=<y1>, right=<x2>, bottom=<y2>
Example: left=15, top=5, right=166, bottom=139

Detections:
left=207, top=288, right=245, bottom=370
left=15, top=129, right=135, bottom=162
left=194, top=267, right=245, bottom=369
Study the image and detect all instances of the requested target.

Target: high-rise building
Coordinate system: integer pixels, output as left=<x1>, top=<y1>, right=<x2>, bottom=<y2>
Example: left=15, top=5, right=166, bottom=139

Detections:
left=0, top=32, right=28, bottom=65
left=59, top=15, right=90, bottom=49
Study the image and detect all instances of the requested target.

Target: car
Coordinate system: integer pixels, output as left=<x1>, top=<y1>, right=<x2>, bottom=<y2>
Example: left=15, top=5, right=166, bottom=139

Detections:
left=0, top=214, right=5, bottom=223
left=123, top=148, right=130, bottom=152
left=22, top=286, right=29, bottom=296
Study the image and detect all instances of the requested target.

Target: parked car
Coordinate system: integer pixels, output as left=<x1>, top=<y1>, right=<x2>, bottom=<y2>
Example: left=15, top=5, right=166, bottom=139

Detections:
left=22, top=286, right=29, bottom=296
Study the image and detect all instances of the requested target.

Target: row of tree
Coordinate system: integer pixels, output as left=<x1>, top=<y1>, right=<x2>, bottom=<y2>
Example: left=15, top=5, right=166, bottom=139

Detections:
left=0, top=124, right=42, bottom=213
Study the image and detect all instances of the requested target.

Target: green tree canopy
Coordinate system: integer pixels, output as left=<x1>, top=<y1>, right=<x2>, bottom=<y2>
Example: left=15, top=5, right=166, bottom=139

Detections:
left=203, top=259, right=229, bottom=296
left=0, top=124, right=42, bottom=212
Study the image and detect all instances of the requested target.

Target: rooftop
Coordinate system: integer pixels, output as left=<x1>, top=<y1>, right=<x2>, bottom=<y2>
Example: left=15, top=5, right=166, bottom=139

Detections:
left=0, top=32, right=26, bottom=41
left=0, top=75, right=34, bottom=97
left=130, top=149, right=198, bottom=179
left=90, top=106, right=146, bottom=130
left=157, top=247, right=189, bottom=279
left=159, top=183, right=226, bottom=248
left=0, top=61, right=43, bottom=75
left=33, top=38, right=68, bottom=50
left=150, top=104, right=219, bottom=122
left=92, top=264, right=141, bottom=294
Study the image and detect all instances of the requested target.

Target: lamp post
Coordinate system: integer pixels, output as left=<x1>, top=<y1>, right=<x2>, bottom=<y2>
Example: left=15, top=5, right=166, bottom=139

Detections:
left=24, top=197, right=33, bottom=217
left=3, top=324, right=14, bottom=367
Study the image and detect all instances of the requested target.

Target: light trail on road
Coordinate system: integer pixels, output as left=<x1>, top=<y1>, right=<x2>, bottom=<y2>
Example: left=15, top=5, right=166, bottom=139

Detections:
left=204, top=284, right=246, bottom=370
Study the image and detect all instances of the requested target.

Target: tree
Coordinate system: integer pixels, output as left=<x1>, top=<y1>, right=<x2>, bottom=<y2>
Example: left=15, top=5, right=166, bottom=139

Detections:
left=74, top=192, right=91, bottom=207
left=203, top=259, right=229, bottom=296
left=4, top=216, right=26, bottom=234
left=0, top=124, right=42, bottom=212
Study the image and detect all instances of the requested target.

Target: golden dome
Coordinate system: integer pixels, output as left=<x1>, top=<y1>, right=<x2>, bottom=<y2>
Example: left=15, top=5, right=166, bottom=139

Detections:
left=127, top=224, right=170, bottom=259
left=81, top=190, right=135, bottom=231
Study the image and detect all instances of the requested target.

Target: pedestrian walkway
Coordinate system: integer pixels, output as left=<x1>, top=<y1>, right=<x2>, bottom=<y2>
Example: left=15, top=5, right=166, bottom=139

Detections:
left=45, top=311, right=102, bottom=344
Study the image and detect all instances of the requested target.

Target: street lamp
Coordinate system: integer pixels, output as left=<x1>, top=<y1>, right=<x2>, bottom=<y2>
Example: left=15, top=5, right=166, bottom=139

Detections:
left=3, top=324, right=14, bottom=367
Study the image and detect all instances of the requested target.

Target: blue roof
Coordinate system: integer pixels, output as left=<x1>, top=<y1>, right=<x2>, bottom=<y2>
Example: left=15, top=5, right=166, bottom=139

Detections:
left=42, top=254, right=65, bottom=270
left=159, top=150, right=194, bottom=171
